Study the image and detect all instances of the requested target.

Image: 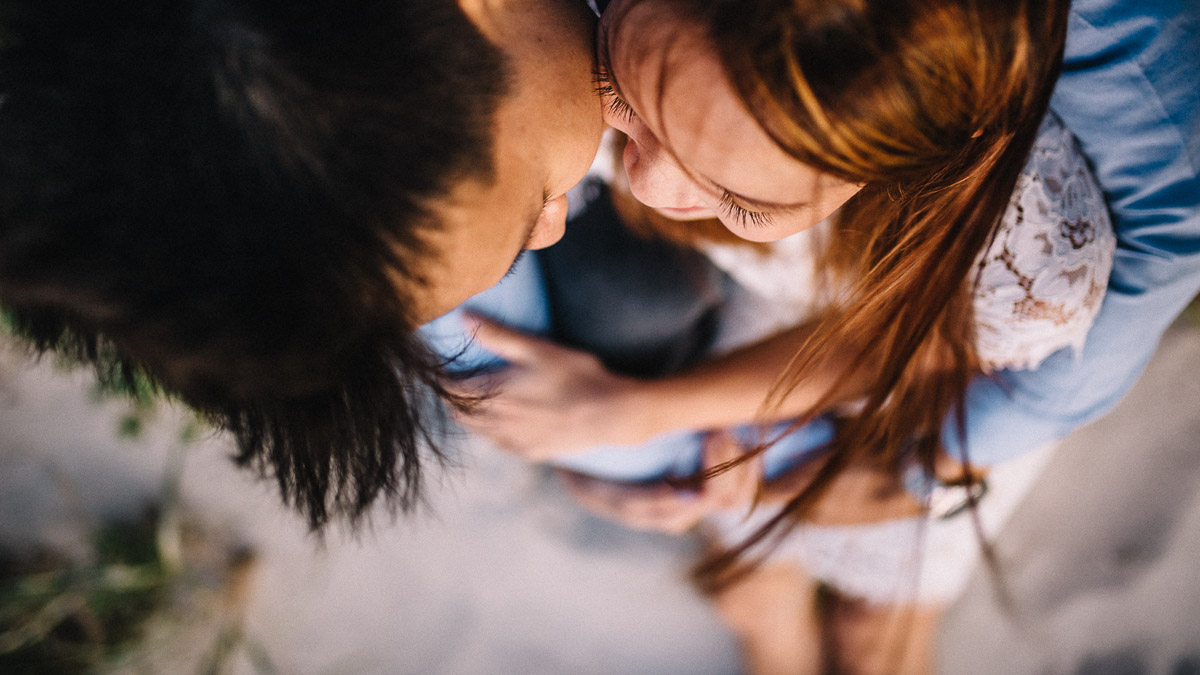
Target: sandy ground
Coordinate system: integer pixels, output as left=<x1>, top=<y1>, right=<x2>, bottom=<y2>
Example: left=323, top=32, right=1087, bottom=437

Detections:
left=1, top=318, right=1198, bottom=674
left=941, top=319, right=1200, bottom=674
left=0, top=342, right=739, bottom=674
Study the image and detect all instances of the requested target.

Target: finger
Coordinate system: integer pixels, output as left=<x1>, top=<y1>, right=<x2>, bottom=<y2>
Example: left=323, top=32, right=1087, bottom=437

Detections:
left=452, top=404, right=532, bottom=453
left=759, top=453, right=825, bottom=503
left=610, top=496, right=703, bottom=534
left=705, top=430, right=744, bottom=466
left=445, top=370, right=507, bottom=398
left=560, top=470, right=664, bottom=506
left=472, top=425, right=544, bottom=459
left=560, top=471, right=638, bottom=519
left=559, top=470, right=698, bottom=531
left=627, top=497, right=705, bottom=534
left=701, top=431, right=762, bottom=511
left=759, top=468, right=814, bottom=503
left=462, top=312, right=557, bottom=364
left=452, top=406, right=494, bottom=434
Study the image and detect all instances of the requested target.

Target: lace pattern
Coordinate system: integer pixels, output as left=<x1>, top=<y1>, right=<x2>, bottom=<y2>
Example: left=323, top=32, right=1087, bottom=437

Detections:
left=705, top=112, right=1114, bottom=372
left=708, top=442, right=1057, bottom=605
left=703, top=113, right=1113, bottom=602
left=972, top=113, right=1114, bottom=370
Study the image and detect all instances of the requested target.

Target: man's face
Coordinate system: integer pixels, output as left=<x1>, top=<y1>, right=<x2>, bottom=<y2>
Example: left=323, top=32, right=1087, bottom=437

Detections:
left=412, top=0, right=605, bottom=322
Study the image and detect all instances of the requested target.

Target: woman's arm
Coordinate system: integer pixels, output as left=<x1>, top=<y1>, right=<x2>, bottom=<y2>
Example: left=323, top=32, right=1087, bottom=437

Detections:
left=456, top=314, right=863, bottom=460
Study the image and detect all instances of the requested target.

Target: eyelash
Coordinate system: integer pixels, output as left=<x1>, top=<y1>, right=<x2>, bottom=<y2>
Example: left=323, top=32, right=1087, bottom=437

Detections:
left=594, top=69, right=771, bottom=227
left=593, top=69, right=637, bottom=123
left=719, top=191, right=773, bottom=227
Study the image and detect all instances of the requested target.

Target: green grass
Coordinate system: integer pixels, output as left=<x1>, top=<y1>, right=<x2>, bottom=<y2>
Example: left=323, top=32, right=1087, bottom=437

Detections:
left=0, top=510, right=168, bottom=675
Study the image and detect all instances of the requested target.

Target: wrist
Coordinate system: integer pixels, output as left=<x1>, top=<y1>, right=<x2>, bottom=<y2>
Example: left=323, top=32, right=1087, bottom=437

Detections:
left=902, top=460, right=989, bottom=519
left=612, top=378, right=675, bottom=444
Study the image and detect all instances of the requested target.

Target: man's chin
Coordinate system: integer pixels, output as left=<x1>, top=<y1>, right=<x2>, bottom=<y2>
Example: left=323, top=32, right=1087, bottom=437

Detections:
left=653, top=206, right=716, bottom=221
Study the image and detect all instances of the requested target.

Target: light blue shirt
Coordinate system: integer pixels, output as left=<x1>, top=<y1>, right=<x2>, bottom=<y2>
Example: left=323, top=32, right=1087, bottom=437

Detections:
left=947, top=0, right=1200, bottom=464
left=421, top=206, right=834, bottom=482
left=433, top=0, right=1200, bottom=476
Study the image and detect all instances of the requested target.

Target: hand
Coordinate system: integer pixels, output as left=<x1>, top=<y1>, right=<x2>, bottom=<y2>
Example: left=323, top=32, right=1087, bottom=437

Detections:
left=766, top=456, right=925, bottom=526
left=761, top=450, right=982, bottom=526
left=453, top=314, right=648, bottom=460
left=559, top=431, right=762, bottom=534
left=562, top=433, right=927, bottom=533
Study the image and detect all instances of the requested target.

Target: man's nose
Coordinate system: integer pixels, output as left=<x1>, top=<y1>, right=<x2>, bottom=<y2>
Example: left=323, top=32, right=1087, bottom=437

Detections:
left=525, top=193, right=568, bottom=250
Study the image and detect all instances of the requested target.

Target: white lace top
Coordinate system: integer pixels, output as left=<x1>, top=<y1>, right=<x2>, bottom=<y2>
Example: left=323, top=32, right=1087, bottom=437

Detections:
left=701, top=113, right=1115, bottom=371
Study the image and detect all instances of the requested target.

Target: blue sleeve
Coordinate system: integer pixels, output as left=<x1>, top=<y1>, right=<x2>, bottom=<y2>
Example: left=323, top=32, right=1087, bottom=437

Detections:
left=946, top=0, right=1200, bottom=465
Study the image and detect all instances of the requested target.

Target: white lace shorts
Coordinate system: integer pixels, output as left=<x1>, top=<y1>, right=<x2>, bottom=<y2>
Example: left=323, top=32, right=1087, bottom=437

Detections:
left=707, top=443, right=1056, bottom=606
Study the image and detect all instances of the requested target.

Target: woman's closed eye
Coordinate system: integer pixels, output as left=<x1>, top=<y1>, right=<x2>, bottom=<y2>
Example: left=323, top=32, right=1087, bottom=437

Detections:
left=594, top=66, right=775, bottom=229
left=718, top=190, right=773, bottom=227
left=594, top=69, right=637, bottom=123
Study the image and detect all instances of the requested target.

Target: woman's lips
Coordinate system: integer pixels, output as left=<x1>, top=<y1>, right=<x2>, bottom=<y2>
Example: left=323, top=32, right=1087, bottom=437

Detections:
left=655, top=205, right=713, bottom=219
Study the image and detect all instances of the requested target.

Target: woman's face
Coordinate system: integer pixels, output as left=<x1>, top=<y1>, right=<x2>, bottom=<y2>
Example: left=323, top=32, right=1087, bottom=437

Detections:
left=598, top=0, right=862, bottom=242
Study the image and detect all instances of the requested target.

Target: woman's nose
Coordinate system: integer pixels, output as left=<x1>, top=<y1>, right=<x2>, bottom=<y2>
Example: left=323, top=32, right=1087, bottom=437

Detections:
left=620, top=131, right=707, bottom=210
left=603, top=108, right=708, bottom=210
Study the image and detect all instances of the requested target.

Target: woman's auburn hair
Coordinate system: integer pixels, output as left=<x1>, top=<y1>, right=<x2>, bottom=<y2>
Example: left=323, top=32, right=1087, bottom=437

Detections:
left=634, top=0, right=1071, bottom=588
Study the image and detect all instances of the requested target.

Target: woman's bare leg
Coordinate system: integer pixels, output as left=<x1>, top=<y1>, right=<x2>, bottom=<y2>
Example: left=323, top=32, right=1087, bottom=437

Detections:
left=821, top=589, right=941, bottom=675
left=709, top=562, right=824, bottom=675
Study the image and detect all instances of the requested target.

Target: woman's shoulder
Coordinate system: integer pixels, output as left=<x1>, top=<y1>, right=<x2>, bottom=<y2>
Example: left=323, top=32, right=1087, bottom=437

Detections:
left=972, top=112, right=1116, bottom=372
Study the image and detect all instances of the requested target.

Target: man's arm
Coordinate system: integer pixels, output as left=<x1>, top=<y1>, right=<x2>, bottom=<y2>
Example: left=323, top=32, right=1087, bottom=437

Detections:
left=947, top=1, right=1200, bottom=465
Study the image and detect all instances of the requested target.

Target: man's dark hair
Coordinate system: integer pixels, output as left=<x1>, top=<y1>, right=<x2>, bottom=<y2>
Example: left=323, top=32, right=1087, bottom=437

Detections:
left=0, top=0, right=510, bottom=527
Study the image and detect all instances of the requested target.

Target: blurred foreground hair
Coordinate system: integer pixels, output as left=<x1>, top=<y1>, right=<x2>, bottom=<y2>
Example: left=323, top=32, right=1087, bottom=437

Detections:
left=0, top=0, right=509, bottom=527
